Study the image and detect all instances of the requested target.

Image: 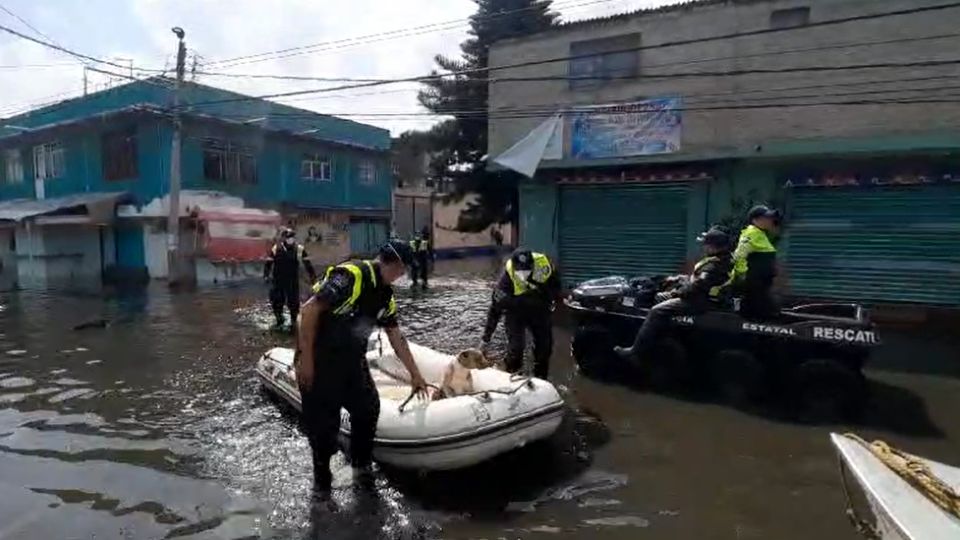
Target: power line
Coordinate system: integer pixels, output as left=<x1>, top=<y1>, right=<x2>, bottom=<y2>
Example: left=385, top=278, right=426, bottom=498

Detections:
left=0, top=3, right=59, bottom=45
left=182, top=30, right=960, bottom=85
left=0, top=21, right=150, bottom=72
left=209, top=78, right=960, bottom=119
left=174, top=1, right=960, bottom=109
left=202, top=0, right=616, bottom=69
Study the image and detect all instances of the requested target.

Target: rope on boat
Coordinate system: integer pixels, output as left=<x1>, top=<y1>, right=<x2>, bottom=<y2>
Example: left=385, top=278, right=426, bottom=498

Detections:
left=841, top=433, right=960, bottom=523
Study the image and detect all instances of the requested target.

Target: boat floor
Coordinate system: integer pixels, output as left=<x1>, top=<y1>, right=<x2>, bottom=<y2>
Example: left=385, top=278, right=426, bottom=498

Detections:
left=831, top=433, right=960, bottom=540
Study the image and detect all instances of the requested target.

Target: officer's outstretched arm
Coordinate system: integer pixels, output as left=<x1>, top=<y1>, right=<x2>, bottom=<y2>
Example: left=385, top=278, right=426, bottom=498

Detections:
left=384, top=326, right=428, bottom=399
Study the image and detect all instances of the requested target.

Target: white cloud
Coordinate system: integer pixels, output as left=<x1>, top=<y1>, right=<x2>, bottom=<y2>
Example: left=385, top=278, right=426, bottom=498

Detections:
left=1, top=0, right=680, bottom=134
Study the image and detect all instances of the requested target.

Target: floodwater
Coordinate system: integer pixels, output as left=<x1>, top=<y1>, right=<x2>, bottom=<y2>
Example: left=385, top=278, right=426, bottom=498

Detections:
left=1, top=257, right=958, bottom=540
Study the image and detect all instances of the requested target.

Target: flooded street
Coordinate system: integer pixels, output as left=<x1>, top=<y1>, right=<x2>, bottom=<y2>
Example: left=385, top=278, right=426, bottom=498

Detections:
left=1, top=257, right=958, bottom=540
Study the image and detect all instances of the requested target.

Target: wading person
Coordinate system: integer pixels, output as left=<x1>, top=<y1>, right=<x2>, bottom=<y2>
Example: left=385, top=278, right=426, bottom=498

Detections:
left=481, top=249, right=560, bottom=379
left=615, top=227, right=733, bottom=361
left=731, top=205, right=781, bottom=320
left=263, top=227, right=317, bottom=328
left=409, top=227, right=433, bottom=289
left=296, top=240, right=429, bottom=499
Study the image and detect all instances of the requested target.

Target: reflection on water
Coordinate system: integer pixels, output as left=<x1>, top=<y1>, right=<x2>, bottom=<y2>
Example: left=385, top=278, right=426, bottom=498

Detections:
left=0, top=260, right=619, bottom=540
left=2, top=258, right=958, bottom=540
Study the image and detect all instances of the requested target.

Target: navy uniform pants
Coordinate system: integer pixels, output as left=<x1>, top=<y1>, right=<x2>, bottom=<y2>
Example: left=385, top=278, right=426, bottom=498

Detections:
left=299, top=338, right=379, bottom=490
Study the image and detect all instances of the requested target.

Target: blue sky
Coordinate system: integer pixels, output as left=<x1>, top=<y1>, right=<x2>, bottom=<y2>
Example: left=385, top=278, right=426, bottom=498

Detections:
left=0, top=0, right=674, bottom=134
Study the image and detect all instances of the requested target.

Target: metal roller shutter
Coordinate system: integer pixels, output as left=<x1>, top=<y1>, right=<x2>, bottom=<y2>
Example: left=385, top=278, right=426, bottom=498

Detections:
left=784, top=185, right=960, bottom=306
left=559, top=183, right=689, bottom=286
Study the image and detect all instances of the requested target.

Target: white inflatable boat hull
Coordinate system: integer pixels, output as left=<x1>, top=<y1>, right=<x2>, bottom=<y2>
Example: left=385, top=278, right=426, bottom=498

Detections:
left=256, top=336, right=565, bottom=471
left=831, top=433, right=960, bottom=540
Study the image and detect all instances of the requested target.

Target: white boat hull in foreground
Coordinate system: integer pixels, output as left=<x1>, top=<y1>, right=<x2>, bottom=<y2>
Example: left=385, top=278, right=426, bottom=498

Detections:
left=256, top=335, right=565, bottom=471
left=830, top=433, right=960, bottom=540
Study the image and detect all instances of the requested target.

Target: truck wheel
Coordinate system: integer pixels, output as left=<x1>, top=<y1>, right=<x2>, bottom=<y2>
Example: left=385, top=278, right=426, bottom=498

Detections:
left=710, top=349, right=766, bottom=407
left=572, top=325, right=614, bottom=379
left=794, top=358, right=866, bottom=422
left=646, top=338, right=692, bottom=392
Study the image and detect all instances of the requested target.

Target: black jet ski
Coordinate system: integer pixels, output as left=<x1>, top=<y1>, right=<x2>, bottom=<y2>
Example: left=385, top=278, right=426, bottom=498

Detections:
left=565, top=275, right=881, bottom=420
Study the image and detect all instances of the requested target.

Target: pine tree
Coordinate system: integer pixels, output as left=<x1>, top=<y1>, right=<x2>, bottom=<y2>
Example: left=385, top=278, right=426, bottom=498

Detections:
left=418, top=0, right=558, bottom=231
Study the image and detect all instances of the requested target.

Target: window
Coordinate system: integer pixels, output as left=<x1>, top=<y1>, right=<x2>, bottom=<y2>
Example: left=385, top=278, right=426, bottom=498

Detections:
left=3, top=149, right=23, bottom=185
left=301, top=154, right=331, bottom=182
left=568, top=33, right=641, bottom=90
left=33, top=141, right=65, bottom=181
left=770, top=7, right=810, bottom=29
left=102, top=129, right=138, bottom=181
left=358, top=160, right=377, bottom=186
left=202, top=139, right=257, bottom=184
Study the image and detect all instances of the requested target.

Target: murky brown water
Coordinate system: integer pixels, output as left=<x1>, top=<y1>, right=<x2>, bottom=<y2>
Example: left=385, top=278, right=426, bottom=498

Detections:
left=1, top=257, right=958, bottom=539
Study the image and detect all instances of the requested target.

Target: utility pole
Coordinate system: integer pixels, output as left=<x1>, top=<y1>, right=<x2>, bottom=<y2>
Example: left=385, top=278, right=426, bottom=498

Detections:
left=83, top=66, right=88, bottom=95
left=167, top=27, right=187, bottom=285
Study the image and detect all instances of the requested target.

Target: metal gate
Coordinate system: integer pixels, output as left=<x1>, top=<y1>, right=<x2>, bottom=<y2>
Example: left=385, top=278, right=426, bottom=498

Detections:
left=783, top=185, right=960, bottom=305
left=559, top=184, right=690, bottom=286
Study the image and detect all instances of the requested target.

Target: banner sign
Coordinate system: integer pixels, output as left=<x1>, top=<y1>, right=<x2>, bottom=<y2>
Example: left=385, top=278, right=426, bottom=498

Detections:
left=570, top=97, right=682, bottom=159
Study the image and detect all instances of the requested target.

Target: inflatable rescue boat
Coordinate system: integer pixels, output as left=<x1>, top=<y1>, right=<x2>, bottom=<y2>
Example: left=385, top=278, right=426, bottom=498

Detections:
left=255, top=334, right=565, bottom=470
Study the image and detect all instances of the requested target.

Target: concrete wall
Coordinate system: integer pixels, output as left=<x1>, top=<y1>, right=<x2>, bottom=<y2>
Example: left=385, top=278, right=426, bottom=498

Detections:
left=432, top=194, right=515, bottom=253
left=288, top=211, right=352, bottom=266
left=488, top=0, right=960, bottom=160
left=143, top=223, right=168, bottom=279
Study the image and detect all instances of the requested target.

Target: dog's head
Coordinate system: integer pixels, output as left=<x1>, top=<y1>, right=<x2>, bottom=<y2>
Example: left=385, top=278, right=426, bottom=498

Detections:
left=456, top=348, right=493, bottom=370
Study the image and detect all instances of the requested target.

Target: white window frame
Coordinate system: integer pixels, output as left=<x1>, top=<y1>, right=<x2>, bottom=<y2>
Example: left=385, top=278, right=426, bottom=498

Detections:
left=33, top=141, right=65, bottom=181
left=3, top=149, right=23, bottom=185
left=301, top=155, right=332, bottom=182
left=358, top=159, right=377, bottom=186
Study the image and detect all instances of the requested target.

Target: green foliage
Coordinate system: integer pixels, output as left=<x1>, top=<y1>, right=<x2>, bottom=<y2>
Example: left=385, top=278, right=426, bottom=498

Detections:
left=418, top=0, right=559, bottom=231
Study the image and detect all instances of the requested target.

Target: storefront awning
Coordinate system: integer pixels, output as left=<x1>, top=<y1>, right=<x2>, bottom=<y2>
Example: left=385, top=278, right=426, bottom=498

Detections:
left=0, top=192, right=130, bottom=223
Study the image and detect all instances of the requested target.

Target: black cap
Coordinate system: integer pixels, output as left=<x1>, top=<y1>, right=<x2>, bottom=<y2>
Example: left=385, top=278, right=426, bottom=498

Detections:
left=510, top=249, right=534, bottom=271
left=279, top=227, right=296, bottom=239
left=380, top=239, right=414, bottom=266
left=697, top=226, right=731, bottom=248
left=747, top=205, right=781, bottom=222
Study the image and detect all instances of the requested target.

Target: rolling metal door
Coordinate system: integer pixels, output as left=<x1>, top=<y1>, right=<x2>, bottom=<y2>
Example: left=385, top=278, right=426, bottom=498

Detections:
left=784, top=185, right=960, bottom=305
left=559, top=184, right=689, bottom=286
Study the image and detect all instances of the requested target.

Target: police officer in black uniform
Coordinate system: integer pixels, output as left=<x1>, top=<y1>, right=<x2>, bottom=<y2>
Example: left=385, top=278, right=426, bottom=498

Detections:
left=409, top=226, right=434, bottom=289
left=296, top=240, right=429, bottom=498
left=481, top=249, right=561, bottom=379
left=264, top=227, right=317, bottom=328
left=615, top=226, right=733, bottom=361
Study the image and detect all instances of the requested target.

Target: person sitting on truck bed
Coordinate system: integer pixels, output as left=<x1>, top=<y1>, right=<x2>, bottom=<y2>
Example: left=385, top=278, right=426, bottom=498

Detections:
left=614, top=227, right=733, bottom=362
left=731, top=205, right=781, bottom=320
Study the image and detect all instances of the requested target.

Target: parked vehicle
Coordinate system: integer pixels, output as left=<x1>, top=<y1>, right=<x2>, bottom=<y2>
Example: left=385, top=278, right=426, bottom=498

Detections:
left=565, top=275, right=880, bottom=419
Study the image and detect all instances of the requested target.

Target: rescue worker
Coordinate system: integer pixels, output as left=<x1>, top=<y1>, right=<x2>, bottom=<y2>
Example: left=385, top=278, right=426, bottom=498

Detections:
left=731, top=205, right=781, bottom=320
left=481, top=249, right=560, bottom=379
left=614, top=226, right=733, bottom=361
left=263, top=227, right=317, bottom=328
left=409, top=227, right=433, bottom=289
left=295, top=240, right=429, bottom=498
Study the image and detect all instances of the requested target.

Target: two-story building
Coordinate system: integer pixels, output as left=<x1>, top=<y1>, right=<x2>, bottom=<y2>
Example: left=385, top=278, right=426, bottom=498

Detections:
left=489, top=0, right=960, bottom=308
left=0, top=77, right=391, bottom=288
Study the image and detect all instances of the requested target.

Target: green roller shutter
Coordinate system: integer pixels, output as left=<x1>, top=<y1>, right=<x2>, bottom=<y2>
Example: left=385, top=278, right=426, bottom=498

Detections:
left=784, top=185, right=960, bottom=306
left=559, top=183, right=689, bottom=286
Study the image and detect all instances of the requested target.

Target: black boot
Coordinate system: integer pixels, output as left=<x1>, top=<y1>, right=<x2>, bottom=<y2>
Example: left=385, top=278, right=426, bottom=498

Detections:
left=613, top=346, right=636, bottom=360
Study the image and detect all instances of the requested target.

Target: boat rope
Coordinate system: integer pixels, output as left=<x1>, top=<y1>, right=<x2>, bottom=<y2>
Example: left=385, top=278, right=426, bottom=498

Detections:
left=842, top=433, right=960, bottom=520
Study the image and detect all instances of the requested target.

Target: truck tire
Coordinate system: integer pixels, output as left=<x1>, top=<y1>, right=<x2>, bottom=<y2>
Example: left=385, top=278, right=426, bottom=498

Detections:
left=793, top=358, right=866, bottom=422
left=710, top=349, right=766, bottom=407
left=572, top=325, right=615, bottom=379
left=645, top=337, right=693, bottom=392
